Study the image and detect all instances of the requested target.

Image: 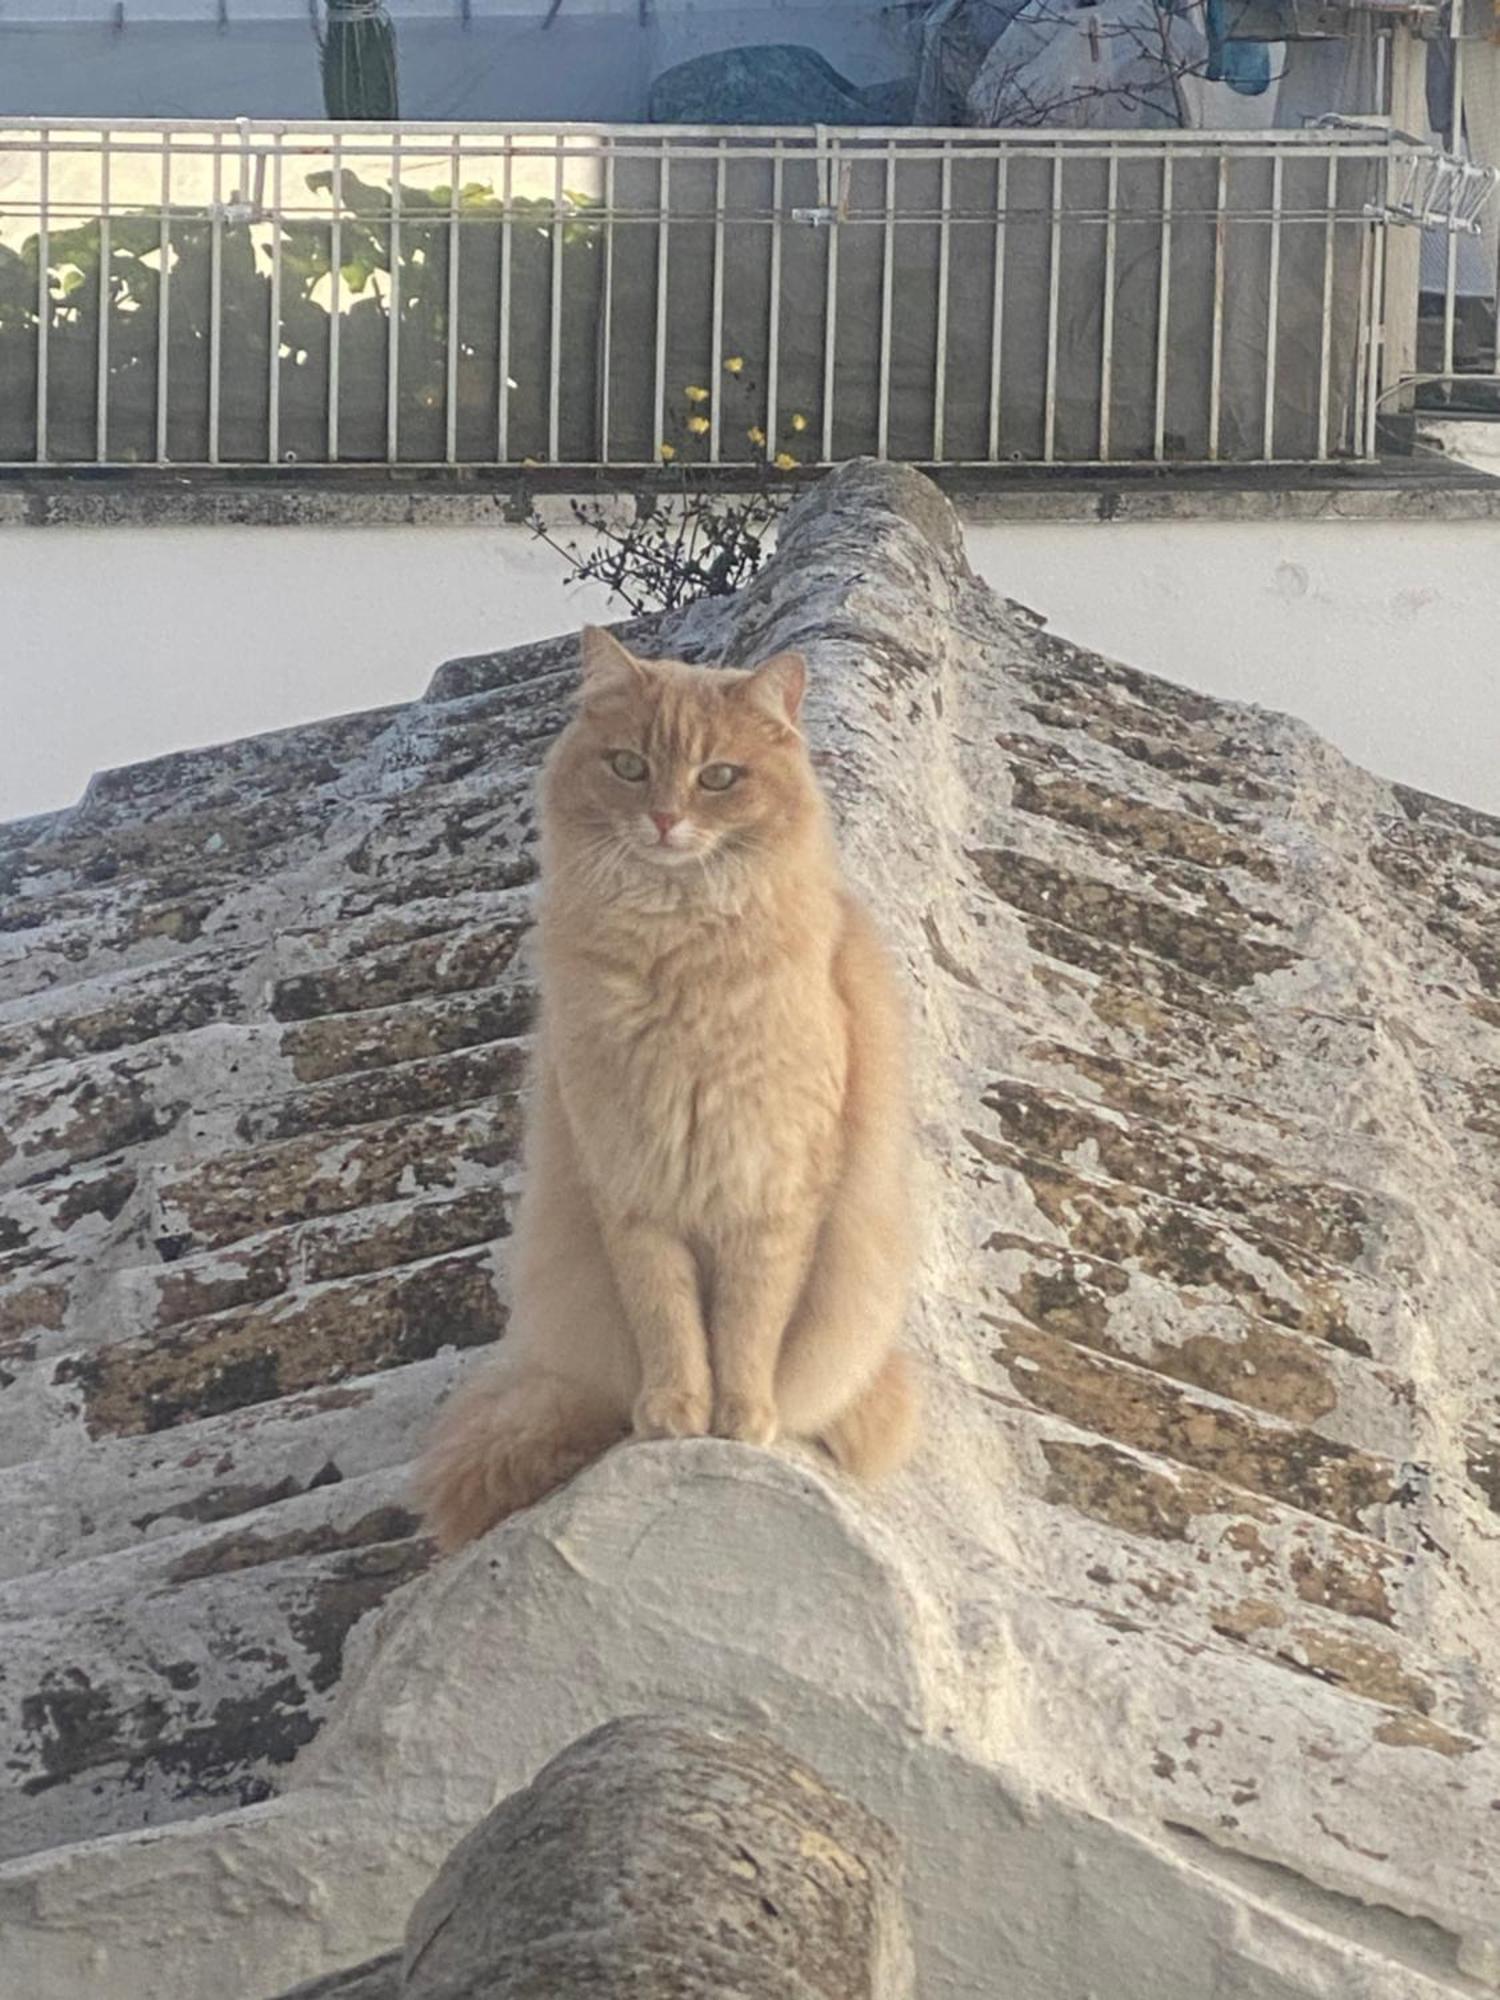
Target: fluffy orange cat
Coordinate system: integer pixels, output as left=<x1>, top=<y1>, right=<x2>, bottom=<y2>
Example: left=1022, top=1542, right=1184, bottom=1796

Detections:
left=415, top=625, right=917, bottom=1551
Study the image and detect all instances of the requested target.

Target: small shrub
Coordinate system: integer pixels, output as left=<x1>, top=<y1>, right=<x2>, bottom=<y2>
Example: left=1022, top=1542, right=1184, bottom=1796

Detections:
left=527, top=352, right=807, bottom=615
left=527, top=478, right=789, bottom=618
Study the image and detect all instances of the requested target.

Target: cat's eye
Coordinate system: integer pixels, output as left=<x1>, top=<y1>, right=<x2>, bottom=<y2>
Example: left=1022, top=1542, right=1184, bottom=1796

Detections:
left=607, top=749, right=648, bottom=782
left=698, top=762, right=742, bottom=792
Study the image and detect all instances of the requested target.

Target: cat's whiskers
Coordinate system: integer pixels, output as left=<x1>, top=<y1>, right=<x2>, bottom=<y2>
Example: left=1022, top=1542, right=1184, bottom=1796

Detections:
left=563, top=826, right=635, bottom=900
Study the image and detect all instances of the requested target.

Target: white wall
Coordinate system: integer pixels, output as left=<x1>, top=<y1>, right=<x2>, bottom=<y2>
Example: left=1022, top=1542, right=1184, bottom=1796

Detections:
left=0, top=525, right=617, bottom=824
left=1, top=514, right=1497, bottom=827
left=967, top=520, right=1500, bottom=817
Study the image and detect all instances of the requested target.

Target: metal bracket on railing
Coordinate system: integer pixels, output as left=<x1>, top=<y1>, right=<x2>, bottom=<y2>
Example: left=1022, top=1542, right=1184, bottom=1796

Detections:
left=1370, top=151, right=1498, bottom=233
left=211, top=130, right=270, bottom=225
left=794, top=126, right=848, bottom=226
left=792, top=166, right=850, bottom=227
left=1313, top=113, right=1499, bottom=233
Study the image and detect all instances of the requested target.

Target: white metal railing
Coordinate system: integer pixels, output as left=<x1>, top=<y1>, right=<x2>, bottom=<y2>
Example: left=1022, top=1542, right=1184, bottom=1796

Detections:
left=1419, top=0, right=1500, bottom=405
left=0, top=117, right=1404, bottom=470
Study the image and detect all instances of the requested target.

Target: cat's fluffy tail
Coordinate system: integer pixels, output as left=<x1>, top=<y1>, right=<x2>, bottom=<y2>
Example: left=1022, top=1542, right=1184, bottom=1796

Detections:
left=414, top=1357, right=627, bottom=1553
left=818, top=1349, right=919, bottom=1481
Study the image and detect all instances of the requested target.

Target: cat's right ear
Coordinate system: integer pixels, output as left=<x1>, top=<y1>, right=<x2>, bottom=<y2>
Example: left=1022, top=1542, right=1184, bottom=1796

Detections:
left=579, top=625, right=647, bottom=691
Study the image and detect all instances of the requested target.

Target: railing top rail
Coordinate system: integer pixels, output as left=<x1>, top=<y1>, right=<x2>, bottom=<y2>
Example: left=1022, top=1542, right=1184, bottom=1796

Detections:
left=0, top=115, right=1401, bottom=152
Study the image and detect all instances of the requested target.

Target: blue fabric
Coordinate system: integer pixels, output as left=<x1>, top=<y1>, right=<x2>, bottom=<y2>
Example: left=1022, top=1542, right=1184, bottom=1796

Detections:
left=1203, top=0, right=1273, bottom=95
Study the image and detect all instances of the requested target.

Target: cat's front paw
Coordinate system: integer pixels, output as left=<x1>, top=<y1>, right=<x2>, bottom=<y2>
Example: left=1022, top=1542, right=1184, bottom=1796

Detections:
left=632, top=1386, right=711, bottom=1440
left=711, top=1393, right=779, bottom=1447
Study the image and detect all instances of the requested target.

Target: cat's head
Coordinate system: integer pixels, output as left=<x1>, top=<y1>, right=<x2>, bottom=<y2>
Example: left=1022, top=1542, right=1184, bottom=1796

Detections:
left=542, top=626, right=820, bottom=880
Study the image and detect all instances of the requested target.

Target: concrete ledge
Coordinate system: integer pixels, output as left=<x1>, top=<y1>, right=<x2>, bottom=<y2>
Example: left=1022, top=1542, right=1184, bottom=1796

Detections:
left=3, top=455, right=1500, bottom=527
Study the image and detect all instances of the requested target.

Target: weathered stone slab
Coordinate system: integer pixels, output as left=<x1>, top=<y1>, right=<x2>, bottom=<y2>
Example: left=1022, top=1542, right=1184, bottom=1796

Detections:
left=0, top=1351, right=477, bottom=1580
left=269, top=924, right=529, bottom=1026
left=1, top=1516, right=431, bottom=1862
left=53, top=1248, right=505, bottom=1437
left=153, top=1103, right=520, bottom=1252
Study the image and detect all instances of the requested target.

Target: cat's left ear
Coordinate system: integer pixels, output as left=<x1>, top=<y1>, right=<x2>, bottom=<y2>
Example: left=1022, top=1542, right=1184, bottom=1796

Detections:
left=738, top=651, right=807, bottom=730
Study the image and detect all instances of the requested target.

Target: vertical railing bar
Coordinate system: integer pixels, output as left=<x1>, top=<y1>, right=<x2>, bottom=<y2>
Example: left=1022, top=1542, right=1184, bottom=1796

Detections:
left=35, top=131, right=49, bottom=464
left=267, top=132, right=283, bottom=464
left=96, top=131, right=111, bottom=462
left=1365, top=209, right=1386, bottom=458
left=1442, top=221, right=1458, bottom=380
left=386, top=129, right=402, bottom=464
left=1042, top=145, right=1062, bottom=464
left=988, top=150, right=1007, bottom=463
left=1445, top=20, right=1464, bottom=376
left=1317, top=149, right=1336, bottom=460
left=932, top=148, right=951, bottom=462
left=156, top=133, right=171, bottom=463
left=653, top=148, right=669, bottom=458
left=1208, top=150, right=1227, bottom=461
left=710, top=141, right=725, bottom=463
left=1352, top=217, right=1371, bottom=453
left=208, top=132, right=223, bottom=465
left=821, top=144, right=840, bottom=466
left=498, top=137, right=513, bottom=460
left=548, top=134, right=564, bottom=464
left=238, top=116, right=251, bottom=234
left=1153, top=152, right=1173, bottom=462
left=1098, top=144, right=1118, bottom=462
left=877, top=140, right=895, bottom=460
left=1476, top=52, right=1500, bottom=377
left=446, top=134, right=461, bottom=466
left=597, top=139, right=611, bottom=464
left=765, top=140, right=783, bottom=460
left=329, top=133, right=342, bottom=462
left=1262, top=150, right=1283, bottom=461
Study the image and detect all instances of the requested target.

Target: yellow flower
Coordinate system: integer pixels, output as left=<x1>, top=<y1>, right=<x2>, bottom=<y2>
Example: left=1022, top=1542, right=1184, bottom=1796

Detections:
left=747, top=425, right=766, bottom=447
left=790, top=412, right=808, bottom=433
left=684, top=385, right=710, bottom=404
left=773, top=450, right=799, bottom=471
left=687, top=415, right=710, bottom=436
left=723, top=355, right=745, bottom=375
left=658, top=442, right=677, bottom=461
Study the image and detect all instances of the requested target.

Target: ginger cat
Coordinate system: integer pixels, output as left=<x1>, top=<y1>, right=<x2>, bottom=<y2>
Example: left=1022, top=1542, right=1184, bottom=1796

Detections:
left=415, top=625, right=917, bottom=1551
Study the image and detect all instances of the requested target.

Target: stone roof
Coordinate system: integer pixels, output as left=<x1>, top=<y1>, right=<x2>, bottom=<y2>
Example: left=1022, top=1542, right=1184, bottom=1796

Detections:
left=2, top=462, right=1498, bottom=1998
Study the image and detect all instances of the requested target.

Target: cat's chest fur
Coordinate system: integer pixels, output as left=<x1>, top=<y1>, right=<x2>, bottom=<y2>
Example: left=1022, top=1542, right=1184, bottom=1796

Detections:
left=549, top=913, right=846, bottom=1229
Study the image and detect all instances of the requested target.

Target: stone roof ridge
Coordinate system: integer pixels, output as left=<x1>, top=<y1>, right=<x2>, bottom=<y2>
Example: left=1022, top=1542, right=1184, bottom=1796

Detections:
left=2, top=459, right=1498, bottom=2000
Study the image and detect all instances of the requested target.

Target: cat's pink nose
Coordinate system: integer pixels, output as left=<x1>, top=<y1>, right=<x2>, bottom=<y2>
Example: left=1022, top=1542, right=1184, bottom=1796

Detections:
left=650, top=812, right=680, bottom=840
